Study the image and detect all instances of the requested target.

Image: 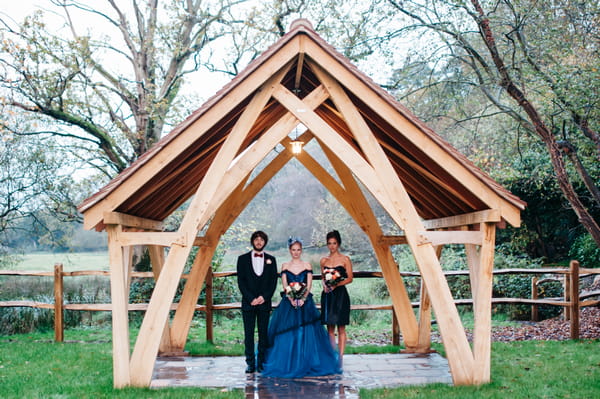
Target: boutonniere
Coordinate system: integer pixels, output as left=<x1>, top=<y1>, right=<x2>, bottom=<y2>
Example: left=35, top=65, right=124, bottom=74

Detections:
left=266, top=259, right=272, bottom=264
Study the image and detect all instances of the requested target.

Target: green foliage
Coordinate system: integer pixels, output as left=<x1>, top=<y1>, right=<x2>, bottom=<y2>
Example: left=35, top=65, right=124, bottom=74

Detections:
left=0, top=249, right=20, bottom=270
left=569, top=233, right=600, bottom=268
left=496, top=149, right=597, bottom=262
left=0, top=274, right=109, bottom=334
left=492, top=247, right=562, bottom=320
left=0, top=305, right=54, bottom=335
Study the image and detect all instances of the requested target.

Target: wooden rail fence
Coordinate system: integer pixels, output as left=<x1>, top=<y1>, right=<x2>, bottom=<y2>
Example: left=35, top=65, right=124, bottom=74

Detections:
left=1, top=260, right=598, bottom=343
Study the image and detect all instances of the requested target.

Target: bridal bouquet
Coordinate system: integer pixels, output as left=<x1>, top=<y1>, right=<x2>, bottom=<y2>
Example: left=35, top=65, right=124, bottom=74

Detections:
left=285, top=282, right=307, bottom=308
left=323, top=267, right=347, bottom=288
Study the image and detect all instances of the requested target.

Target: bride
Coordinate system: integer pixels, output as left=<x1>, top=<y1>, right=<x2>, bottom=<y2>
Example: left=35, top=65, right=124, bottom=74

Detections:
left=261, top=237, right=341, bottom=378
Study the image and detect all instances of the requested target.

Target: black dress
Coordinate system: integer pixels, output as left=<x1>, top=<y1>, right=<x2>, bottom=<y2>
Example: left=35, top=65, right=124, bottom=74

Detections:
left=320, top=265, right=350, bottom=326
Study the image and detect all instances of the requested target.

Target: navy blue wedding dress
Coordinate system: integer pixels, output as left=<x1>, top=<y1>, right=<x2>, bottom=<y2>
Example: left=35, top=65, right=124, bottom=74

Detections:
left=261, top=269, right=341, bottom=378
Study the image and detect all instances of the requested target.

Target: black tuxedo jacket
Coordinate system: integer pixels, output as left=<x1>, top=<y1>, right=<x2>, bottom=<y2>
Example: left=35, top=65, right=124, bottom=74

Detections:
left=236, top=251, right=278, bottom=311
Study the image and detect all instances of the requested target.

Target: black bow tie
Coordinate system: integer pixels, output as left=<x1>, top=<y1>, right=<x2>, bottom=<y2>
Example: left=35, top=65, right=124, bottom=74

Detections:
left=254, top=253, right=263, bottom=258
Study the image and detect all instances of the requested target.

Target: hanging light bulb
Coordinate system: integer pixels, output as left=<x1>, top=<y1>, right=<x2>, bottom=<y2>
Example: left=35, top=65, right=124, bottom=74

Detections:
left=290, top=140, right=304, bottom=154
left=290, top=124, right=303, bottom=154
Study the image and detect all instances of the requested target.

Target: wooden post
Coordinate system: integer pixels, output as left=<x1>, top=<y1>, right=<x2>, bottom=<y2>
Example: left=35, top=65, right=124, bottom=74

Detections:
left=531, top=277, right=539, bottom=322
left=205, top=268, right=214, bottom=343
left=564, top=272, right=571, bottom=320
left=417, top=278, right=432, bottom=351
left=106, top=224, right=131, bottom=387
left=569, top=260, right=580, bottom=340
left=392, top=307, right=400, bottom=346
left=471, top=222, right=496, bottom=385
left=53, top=263, right=64, bottom=342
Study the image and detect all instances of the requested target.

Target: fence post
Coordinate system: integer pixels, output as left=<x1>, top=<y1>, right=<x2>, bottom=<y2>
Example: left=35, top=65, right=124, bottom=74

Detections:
left=531, top=277, right=539, bottom=322
left=205, top=268, right=214, bottom=343
left=569, top=260, right=580, bottom=340
left=54, top=263, right=64, bottom=342
left=564, top=272, right=571, bottom=320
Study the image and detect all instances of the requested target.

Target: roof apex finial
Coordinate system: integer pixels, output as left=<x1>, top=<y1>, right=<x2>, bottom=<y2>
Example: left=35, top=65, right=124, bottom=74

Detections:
left=289, top=18, right=314, bottom=32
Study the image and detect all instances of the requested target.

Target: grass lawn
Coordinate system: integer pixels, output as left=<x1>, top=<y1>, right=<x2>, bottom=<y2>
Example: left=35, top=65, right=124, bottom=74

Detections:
left=1, top=324, right=598, bottom=398
left=14, top=251, right=109, bottom=271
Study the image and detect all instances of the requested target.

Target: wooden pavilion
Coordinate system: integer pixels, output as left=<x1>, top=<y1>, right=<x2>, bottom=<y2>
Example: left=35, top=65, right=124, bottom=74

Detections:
left=79, top=19, right=525, bottom=388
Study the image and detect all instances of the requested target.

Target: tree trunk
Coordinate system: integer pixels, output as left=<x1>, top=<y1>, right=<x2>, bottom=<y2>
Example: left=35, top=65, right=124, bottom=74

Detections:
left=470, top=0, right=600, bottom=246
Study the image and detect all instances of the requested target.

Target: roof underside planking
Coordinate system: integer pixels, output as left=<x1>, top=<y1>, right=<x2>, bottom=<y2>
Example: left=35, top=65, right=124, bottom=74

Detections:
left=78, top=19, right=525, bottom=232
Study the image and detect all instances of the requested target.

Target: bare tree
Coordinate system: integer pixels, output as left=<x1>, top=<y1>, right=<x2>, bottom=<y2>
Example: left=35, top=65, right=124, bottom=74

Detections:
left=0, top=0, right=247, bottom=175
left=386, top=0, right=600, bottom=246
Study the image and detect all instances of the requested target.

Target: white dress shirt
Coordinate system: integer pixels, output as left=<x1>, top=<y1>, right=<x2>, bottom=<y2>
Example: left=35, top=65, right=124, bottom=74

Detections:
left=252, top=250, right=264, bottom=276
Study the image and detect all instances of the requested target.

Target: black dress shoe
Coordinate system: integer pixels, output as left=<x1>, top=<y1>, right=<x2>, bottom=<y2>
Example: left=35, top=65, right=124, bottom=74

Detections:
left=245, top=365, right=256, bottom=373
left=256, top=365, right=264, bottom=373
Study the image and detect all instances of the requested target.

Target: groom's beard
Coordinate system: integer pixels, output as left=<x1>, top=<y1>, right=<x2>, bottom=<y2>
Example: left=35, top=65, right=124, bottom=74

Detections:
left=252, top=243, right=265, bottom=252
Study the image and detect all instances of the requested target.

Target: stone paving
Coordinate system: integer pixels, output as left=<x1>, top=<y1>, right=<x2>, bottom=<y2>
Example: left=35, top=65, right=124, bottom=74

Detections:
left=151, top=353, right=452, bottom=398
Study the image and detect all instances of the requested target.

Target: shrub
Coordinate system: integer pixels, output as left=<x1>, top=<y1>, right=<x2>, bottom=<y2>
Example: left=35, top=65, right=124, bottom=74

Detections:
left=569, top=233, right=600, bottom=268
left=0, top=305, right=54, bottom=335
left=493, top=247, right=562, bottom=320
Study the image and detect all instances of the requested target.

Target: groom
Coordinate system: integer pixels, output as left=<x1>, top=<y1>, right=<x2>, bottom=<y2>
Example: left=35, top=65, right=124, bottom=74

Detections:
left=237, top=230, right=278, bottom=373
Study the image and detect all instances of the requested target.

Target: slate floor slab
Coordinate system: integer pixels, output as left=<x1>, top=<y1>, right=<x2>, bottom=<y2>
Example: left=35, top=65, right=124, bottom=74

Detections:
left=151, top=353, right=452, bottom=398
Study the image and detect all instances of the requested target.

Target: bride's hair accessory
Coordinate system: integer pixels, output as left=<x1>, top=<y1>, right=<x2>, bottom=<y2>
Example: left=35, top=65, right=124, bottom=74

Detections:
left=287, top=236, right=303, bottom=248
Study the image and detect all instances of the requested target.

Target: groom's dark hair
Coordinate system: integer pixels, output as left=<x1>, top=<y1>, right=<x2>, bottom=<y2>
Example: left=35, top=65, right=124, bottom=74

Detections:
left=250, top=230, right=269, bottom=246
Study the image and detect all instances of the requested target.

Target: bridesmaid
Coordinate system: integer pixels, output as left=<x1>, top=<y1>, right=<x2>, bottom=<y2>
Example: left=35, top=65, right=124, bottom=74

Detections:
left=320, top=230, right=353, bottom=368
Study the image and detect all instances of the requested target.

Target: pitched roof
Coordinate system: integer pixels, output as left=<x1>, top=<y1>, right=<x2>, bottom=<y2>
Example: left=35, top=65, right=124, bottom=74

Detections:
left=79, top=19, right=524, bottom=231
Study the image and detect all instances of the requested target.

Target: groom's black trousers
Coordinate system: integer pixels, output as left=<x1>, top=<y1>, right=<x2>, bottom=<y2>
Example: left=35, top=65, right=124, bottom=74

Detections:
left=242, top=304, right=270, bottom=368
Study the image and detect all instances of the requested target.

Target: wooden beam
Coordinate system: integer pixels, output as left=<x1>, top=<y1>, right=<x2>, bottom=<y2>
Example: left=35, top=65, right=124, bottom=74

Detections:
left=294, top=43, right=305, bottom=90
left=472, top=222, right=496, bottom=384
left=127, top=67, right=290, bottom=387
left=317, top=142, right=420, bottom=348
left=295, top=138, right=422, bottom=347
left=423, top=210, right=501, bottom=230
left=210, top=85, right=329, bottom=212
left=117, top=232, right=186, bottom=247
left=272, top=84, right=397, bottom=215
left=420, top=231, right=483, bottom=246
left=82, top=38, right=304, bottom=230
left=416, top=245, right=442, bottom=352
left=103, top=211, right=164, bottom=231
left=303, top=42, right=523, bottom=227
left=169, top=240, right=216, bottom=350
left=158, top=91, right=331, bottom=350
left=380, top=231, right=483, bottom=246
left=106, top=225, right=131, bottom=387
left=170, top=147, right=294, bottom=350
left=147, top=245, right=173, bottom=355
left=309, top=63, right=475, bottom=384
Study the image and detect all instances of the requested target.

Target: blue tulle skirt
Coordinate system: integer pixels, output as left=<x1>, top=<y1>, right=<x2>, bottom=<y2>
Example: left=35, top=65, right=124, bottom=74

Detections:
left=261, top=293, right=341, bottom=378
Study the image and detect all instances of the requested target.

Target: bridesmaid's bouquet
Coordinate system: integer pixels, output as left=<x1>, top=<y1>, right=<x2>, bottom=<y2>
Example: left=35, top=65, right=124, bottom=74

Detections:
left=323, top=267, right=347, bottom=288
left=285, top=282, right=307, bottom=308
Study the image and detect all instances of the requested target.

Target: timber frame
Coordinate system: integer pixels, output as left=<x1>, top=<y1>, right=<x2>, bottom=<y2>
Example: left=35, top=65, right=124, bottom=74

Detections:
left=79, top=19, right=525, bottom=387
